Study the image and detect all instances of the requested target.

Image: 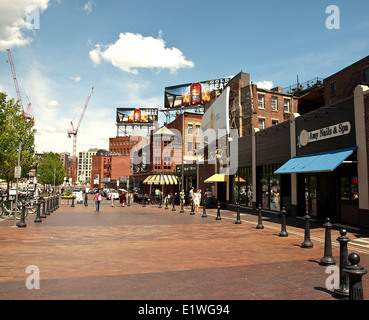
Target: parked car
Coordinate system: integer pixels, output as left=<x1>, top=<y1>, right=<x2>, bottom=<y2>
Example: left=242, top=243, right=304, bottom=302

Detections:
left=107, top=189, right=119, bottom=200
left=72, top=188, right=83, bottom=203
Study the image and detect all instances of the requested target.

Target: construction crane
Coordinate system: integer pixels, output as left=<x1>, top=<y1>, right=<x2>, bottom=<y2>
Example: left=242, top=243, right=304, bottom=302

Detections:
left=67, top=87, right=94, bottom=183
left=6, top=49, right=33, bottom=119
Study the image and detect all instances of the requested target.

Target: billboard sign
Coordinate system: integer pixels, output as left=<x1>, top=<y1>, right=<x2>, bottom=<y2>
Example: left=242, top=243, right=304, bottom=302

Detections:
left=116, top=108, right=158, bottom=124
left=164, top=77, right=232, bottom=109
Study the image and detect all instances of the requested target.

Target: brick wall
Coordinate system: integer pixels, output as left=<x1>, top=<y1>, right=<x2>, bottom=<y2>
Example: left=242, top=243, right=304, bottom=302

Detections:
left=324, top=55, right=369, bottom=105
left=110, top=155, right=132, bottom=180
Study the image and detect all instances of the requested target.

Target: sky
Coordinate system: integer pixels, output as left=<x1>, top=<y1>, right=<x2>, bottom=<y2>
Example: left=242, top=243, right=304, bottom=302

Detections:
left=0, top=0, right=368, bottom=156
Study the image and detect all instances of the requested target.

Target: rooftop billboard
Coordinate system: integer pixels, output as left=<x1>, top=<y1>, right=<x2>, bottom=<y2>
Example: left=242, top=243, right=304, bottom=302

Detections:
left=116, top=108, right=158, bottom=124
left=164, top=77, right=232, bottom=109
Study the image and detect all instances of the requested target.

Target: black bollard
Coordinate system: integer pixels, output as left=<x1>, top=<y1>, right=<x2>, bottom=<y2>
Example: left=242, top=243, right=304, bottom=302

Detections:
left=190, top=199, right=195, bottom=215
left=46, top=198, right=51, bottom=215
left=142, top=196, right=146, bottom=208
left=40, top=198, right=46, bottom=218
left=17, top=203, right=27, bottom=228
left=256, top=204, right=264, bottom=229
left=343, top=253, right=367, bottom=300
left=84, top=192, right=88, bottom=206
left=278, top=207, right=288, bottom=237
left=34, top=201, right=42, bottom=223
left=180, top=199, right=184, bottom=213
left=202, top=203, right=207, bottom=218
left=215, top=201, right=222, bottom=220
left=71, top=197, right=75, bottom=208
left=165, top=197, right=168, bottom=210
left=301, top=213, right=313, bottom=248
left=127, top=193, right=131, bottom=206
left=235, top=203, right=242, bottom=224
left=158, top=194, right=162, bottom=208
left=334, top=229, right=350, bottom=298
left=320, top=218, right=336, bottom=266
left=171, top=198, right=176, bottom=211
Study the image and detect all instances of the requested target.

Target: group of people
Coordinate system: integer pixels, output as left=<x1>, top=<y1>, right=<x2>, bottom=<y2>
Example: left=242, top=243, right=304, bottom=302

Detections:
left=180, top=186, right=204, bottom=213
left=94, top=190, right=128, bottom=212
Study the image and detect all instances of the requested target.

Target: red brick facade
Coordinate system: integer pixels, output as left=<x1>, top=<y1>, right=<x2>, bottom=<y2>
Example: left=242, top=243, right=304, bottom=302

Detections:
left=324, top=55, right=369, bottom=105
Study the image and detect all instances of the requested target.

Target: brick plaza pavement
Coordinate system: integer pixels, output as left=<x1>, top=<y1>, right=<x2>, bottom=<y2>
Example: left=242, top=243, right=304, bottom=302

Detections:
left=0, top=195, right=368, bottom=301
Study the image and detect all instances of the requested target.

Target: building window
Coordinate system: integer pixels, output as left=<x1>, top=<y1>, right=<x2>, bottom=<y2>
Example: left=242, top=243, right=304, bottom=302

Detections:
left=258, top=94, right=265, bottom=109
left=272, top=119, right=278, bottom=126
left=258, top=118, right=265, bottom=130
left=195, top=124, right=200, bottom=135
left=154, top=156, right=161, bottom=170
left=187, top=123, right=193, bottom=134
left=271, top=96, right=278, bottom=111
left=284, top=99, right=290, bottom=113
left=330, top=81, right=337, bottom=97
left=163, top=157, right=171, bottom=170
left=187, top=142, right=193, bottom=154
left=364, top=67, right=369, bottom=82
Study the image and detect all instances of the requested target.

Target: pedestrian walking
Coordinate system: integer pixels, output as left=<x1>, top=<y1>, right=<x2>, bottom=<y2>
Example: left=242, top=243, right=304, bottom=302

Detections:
left=180, top=189, right=185, bottom=208
left=120, top=192, right=126, bottom=207
left=194, top=189, right=201, bottom=212
left=95, top=190, right=101, bottom=212
left=205, top=188, right=212, bottom=209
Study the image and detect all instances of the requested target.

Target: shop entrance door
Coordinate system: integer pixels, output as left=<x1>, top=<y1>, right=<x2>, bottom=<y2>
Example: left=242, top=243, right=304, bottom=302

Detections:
left=303, top=175, right=317, bottom=218
left=339, top=176, right=359, bottom=225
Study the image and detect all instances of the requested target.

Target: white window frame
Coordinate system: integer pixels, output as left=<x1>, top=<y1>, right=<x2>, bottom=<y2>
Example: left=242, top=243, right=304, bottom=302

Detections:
left=284, top=98, right=290, bottom=113
left=258, top=94, right=265, bottom=109
left=258, top=118, right=265, bottom=130
left=271, top=96, right=278, bottom=111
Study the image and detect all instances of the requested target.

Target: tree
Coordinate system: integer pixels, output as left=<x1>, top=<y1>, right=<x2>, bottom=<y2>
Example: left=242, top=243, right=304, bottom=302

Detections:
left=0, top=92, right=36, bottom=187
left=37, top=152, right=66, bottom=190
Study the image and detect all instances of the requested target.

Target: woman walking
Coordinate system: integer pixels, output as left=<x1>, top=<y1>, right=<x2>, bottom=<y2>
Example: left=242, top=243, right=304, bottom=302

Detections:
left=94, top=190, right=101, bottom=212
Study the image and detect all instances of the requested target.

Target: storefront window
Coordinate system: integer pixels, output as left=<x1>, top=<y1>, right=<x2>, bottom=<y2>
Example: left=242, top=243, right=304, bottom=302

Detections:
left=304, top=175, right=317, bottom=217
left=340, top=176, right=359, bottom=200
left=236, top=167, right=253, bottom=207
left=259, top=165, right=281, bottom=211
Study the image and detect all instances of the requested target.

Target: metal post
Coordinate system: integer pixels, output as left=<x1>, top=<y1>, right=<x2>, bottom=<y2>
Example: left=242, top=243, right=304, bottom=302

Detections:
left=202, top=203, right=207, bottom=218
left=180, top=198, right=184, bottom=213
left=40, top=197, right=46, bottom=218
left=127, top=192, right=131, bottom=206
left=71, top=196, right=75, bottom=208
left=235, top=203, right=241, bottom=224
left=278, top=207, right=288, bottom=237
left=190, top=198, right=194, bottom=215
left=165, top=197, right=168, bottom=210
left=13, top=142, right=21, bottom=227
left=301, top=213, right=313, bottom=248
left=17, top=201, right=26, bottom=228
left=84, top=192, right=88, bottom=206
left=46, top=198, right=51, bottom=215
left=142, top=195, right=146, bottom=207
left=334, top=229, right=350, bottom=299
left=320, top=218, right=336, bottom=266
left=256, top=204, right=264, bottom=229
left=215, top=201, right=221, bottom=220
left=159, top=193, right=162, bottom=208
left=171, top=197, right=176, bottom=211
left=343, top=253, right=367, bottom=300
left=34, top=200, right=42, bottom=223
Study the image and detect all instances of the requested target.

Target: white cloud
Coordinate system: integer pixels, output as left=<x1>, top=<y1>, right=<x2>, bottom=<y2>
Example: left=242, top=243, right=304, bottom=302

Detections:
left=47, top=99, right=60, bottom=108
left=89, top=32, right=194, bottom=75
left=83, top=1, right=94, bottom=14
left=254, top=80, right=274, bottom=90
left=70, top=75, right=81, bottom=82
left=0, top=0, right=50, bottom=51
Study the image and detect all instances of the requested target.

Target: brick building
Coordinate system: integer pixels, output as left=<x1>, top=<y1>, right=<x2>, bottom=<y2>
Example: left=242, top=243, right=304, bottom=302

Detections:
left=324, top=55, right=369, bottom=105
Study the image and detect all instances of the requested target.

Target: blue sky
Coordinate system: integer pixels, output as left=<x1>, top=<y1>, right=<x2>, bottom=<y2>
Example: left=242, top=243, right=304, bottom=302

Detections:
left=0, top=0, right=368, bottom=154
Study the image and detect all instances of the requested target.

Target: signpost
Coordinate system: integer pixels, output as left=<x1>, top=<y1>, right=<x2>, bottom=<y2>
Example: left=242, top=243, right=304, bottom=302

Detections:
left=14, top=143, right=21, bottom=226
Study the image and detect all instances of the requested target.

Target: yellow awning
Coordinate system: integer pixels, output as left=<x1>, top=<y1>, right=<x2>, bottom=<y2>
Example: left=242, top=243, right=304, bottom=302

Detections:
left=143, top=174, right=178, bottom=185
left=235, top=176, right=246, bottom=182
left=204, top=174, right=227, bottom=183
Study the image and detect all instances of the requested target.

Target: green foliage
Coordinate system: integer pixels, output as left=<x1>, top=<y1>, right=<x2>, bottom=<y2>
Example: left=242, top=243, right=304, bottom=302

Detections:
left=37, top=152, right=66, bottom=186
left=0, top=92, right=36, bottom=183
